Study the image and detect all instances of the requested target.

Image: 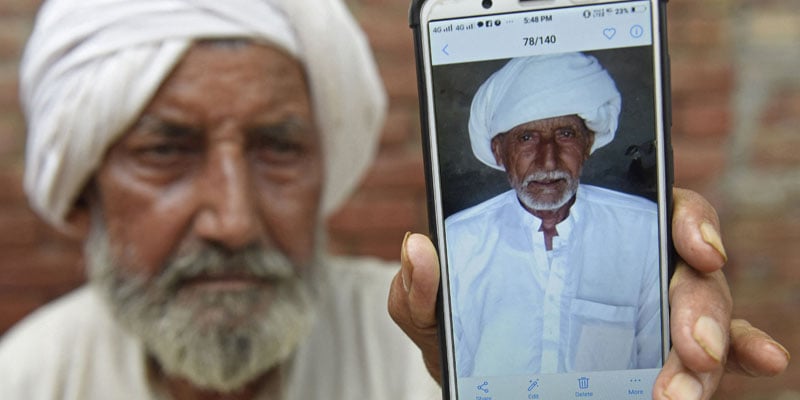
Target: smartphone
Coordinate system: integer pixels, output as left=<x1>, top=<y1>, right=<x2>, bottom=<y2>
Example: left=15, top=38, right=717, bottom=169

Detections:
left=410, top=0, right=674, bottom=398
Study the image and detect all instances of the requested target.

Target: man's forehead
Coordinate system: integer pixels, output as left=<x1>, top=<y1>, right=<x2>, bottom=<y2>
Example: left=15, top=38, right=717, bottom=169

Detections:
left=193, top=38, right=301, bottom=61
left=179, top=39, right=305, bottom=78
left=146, top=41, right=310, bottom=110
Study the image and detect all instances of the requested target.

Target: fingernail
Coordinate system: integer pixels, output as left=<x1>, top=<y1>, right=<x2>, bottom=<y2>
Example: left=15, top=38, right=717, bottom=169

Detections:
left=693, top=315, right=725, bottom=363
left=401, top=232, right=412, bottom=292
left=700, top=221, right=728, bottom=263
left=769, top=339, right=791, bottom=362
left=664, top=372, right=703, bottom=400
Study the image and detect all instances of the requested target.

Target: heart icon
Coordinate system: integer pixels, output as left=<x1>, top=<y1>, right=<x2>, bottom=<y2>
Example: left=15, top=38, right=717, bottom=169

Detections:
left=603, top=28, right=617, bottom=39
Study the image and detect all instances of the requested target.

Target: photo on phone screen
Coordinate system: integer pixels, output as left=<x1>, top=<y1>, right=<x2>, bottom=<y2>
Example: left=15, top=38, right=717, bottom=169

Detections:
left=411, top=0, right=673, bottom=399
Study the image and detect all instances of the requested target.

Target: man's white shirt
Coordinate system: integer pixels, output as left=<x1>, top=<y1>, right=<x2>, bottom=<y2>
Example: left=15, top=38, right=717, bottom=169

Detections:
left=445, top=184, right=662, bottom=377
left=0, top=257, right=440, bottom=400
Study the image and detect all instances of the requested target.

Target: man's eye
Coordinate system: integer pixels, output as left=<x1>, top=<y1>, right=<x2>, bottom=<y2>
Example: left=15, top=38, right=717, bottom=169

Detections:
left=126, top=117, right=203, bottom=166
left=557, top=129, right=576, bottom=138
left=143, top=144, right=186, bottom=156
left=251, top=136, right=305, bottom=163
left=133, top=142, right=198, bottom=166
left=248, top=120, right=315, bottom=165
left=518, top=132, right=533, bottom=142
left=263, top=138, right=301, bottom=154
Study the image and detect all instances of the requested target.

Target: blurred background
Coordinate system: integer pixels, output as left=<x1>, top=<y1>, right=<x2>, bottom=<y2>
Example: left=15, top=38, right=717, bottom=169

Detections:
left=0, top=0, right=797, bottom=398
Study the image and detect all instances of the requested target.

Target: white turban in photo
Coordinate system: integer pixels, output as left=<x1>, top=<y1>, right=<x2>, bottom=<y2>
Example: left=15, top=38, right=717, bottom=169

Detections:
left=20, top=0, right=386, bottom=231
left=468, top=52, right=621, bottom=170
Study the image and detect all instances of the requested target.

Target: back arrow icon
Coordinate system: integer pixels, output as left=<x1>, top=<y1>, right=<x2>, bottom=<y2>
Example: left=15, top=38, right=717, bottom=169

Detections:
left=442, top=44, right=449, bottom=55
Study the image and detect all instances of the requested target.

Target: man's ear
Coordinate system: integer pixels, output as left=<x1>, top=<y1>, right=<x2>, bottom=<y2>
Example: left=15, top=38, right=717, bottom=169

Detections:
left=584, top=131, right=596, bottom=160
left=491, top=134, right=505, bottom=168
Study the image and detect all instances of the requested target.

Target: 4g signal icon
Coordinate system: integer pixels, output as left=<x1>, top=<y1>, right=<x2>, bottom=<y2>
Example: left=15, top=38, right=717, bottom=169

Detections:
left=432, top=22, right=476, bottom=33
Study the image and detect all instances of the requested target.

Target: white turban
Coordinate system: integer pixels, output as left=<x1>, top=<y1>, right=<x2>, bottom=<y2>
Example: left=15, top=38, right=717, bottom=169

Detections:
left=20, top=0, right=386, bottom=231
left=468, top=52, right=621, bottom=170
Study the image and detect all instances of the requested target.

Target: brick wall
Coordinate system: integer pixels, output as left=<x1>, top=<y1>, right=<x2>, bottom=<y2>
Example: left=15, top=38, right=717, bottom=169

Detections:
left=0, top=0, right=86, bottom=335
left=0, top=0, right=797, bottom=398
left=667, top=1, right=800, bottom=398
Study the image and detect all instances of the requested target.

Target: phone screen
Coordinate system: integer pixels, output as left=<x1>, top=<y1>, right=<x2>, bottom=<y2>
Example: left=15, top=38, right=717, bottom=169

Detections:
left=414, top=0, right=672, bottom=398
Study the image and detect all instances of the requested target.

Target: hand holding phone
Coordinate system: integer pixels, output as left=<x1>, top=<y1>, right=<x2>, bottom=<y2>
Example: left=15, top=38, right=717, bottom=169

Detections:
left=410, top=1, right=673, bottom=398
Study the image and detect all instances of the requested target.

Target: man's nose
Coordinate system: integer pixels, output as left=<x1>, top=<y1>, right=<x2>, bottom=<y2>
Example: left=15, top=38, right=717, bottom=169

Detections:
left=194, top=145, right=262, bottom=250
left=534, top=137, right=558, bottom=170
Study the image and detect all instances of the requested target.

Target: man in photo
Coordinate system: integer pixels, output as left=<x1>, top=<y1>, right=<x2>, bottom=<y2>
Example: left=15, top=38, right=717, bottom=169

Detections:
left=447, top=52, right=661, bottom=376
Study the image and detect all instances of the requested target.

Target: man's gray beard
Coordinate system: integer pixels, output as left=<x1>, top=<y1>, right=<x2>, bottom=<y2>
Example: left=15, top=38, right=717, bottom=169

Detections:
left=515, top=170, right=580, bottom=211
left=85, top=222, right=319, bottom=393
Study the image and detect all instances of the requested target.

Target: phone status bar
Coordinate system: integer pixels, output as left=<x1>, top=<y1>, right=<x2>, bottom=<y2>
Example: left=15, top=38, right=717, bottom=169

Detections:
left=429, top=2, right=649, bottom=33
left=427, top=0, right=653, bottom=65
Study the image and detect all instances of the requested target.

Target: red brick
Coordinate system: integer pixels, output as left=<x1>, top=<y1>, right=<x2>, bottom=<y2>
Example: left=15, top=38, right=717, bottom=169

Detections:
left=726, top=217, right=800, bottom=253
left=379, top=60, right=420, bottom=102
left=755, top=87, right=800, bottom=168
left=670, top=60, right=734, bottom=100
left=0, top=246, right=84, bottom=288
left=715, top=373, right=799, bottom=400
left=0, top=113, right=26, bottom=161
left=328, top=193, right=422, bottom=234
left=0, top=207, right=38, bottom=247
left=379, top=108, right=418, bottom=147
left=0, top=69, right=22, bottom=112
left=0, top=18, right=32, bottom=61
left=357, top=6, right=414, bottom=56
left=350, top=236, right=406, bottom=261
left=760, top=87, right=800, bottom=124
left=0, top=0, right=42, bottom=17
left=672, top=137, right=727, bottom=187
left=669, top=18, right=729, bottom=50
left=329, top=230, right=409, bottom=261
left=672, top=98, right=732, bottom=139
left=0, top=290, right=53, bottom=334
left=751, top=130, right=800, bottom=168
left=361, top=148, right=426, bottom=190
left=350, top=0, right=408, bottom=8
left=0, top=166, right=25, bottom=202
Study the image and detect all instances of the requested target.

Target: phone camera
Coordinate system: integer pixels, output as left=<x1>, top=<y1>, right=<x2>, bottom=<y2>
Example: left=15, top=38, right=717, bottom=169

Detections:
left=481, top=0, right=492, bottom=9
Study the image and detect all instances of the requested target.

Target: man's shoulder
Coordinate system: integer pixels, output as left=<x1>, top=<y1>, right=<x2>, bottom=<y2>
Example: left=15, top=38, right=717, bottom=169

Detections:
left=445, top=189, right=516, bottom=228
left=319, top=255, right=400, bottom=311
left=291, top=255, right=440, bottom=399
left=0, top=286, right=105, bottom=351
left=579, top=184, right=657, bottom=215
left=324, top=255, right=399, bottom=286
left=0, top=286, right=141, bottom=397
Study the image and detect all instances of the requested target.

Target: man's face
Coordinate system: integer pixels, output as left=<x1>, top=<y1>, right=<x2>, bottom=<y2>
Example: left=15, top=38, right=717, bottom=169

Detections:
left=86, top=41, right=322, bottom=391
left=491, top=114, right=594, bottom=211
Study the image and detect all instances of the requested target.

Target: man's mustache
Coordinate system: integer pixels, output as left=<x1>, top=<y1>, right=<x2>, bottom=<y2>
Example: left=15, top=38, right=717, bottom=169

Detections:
left=152, top=245, right=297, bottom=292
left=522, top=170, right=571, bottom=186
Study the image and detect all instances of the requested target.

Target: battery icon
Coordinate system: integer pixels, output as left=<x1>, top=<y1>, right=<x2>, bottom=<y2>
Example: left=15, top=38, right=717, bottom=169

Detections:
left=631, top=5, right=648, bottom=13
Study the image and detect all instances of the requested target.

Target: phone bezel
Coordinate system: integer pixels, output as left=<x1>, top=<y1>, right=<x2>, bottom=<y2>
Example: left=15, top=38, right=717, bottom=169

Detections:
left=409, top=0, right=674, bottom=397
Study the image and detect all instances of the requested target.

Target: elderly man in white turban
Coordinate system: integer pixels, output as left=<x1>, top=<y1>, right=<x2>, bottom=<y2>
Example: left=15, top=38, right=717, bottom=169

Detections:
left=0, top=0, right=443, bottom=398
left=0, top=0, right=790, bottom=398
left=447, top=52, right=662, bottom=377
